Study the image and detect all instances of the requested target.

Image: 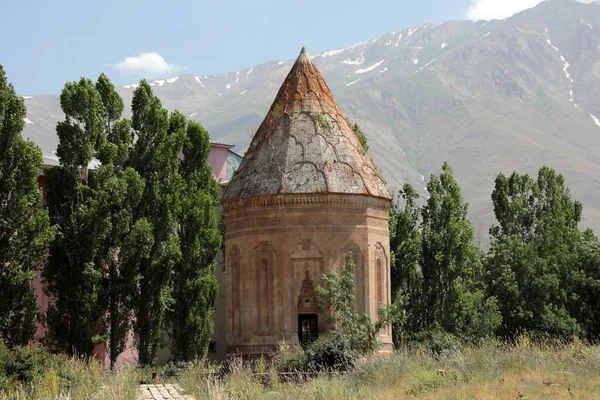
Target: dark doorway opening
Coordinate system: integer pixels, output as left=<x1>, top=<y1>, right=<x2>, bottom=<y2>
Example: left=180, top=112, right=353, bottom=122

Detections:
left=298, top=314, right=318, bottom=347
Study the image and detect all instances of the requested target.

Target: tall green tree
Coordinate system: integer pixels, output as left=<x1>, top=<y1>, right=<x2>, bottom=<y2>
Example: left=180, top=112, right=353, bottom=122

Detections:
left=0, top=65, right=54, bottom=347
left=169, top=116, right=221, bottom=361
left=125, top=81, right=183, bottom=365
left=420, top=162, right=500, bottom=340
left=389, top=183, right=422, bottom=344
left=390, top=163, right=500, bottom=346
left=44, top=74, right=146, bottom=363
left=485, top=167, right=596, bottom=339
left=43, top=77, right=108, bottom=355
left=93, top=74, right=145, bottom=368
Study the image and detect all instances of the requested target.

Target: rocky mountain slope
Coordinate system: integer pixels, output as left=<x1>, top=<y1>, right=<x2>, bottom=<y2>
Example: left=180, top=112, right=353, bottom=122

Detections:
left=20, top=0, right=600, bottom=244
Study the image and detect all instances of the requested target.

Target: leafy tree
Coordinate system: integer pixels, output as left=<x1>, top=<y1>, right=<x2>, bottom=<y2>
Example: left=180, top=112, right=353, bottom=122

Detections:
left=390, top=163, right=500, bottom=347
left=44, top=74, right=147, bottom=365
left=0, top=65, right=54, bottom=347
left=124, top=81, right=184, bottom=365
left=169, top=116, right=221, bottom=361
left=43, top=77, right=108, bottom=356
left=352, top=123, right=369, bottom=152
left=420, top=162, right=500, bottom=340
left=389, top=184, right=422, bottom=343
left=317, top=254, right=395, bottom=355
left=485, top=167, right=597, bottom=339
left=93, top=74, right=146, bottom=368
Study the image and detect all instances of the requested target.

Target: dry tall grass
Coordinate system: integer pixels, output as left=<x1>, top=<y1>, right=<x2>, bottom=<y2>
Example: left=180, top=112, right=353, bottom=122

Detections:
left=1, top=357, right=140, bottom=400
left=3, top=339, right=600, bottom=399
left=178, top=340, right=600, bottom=399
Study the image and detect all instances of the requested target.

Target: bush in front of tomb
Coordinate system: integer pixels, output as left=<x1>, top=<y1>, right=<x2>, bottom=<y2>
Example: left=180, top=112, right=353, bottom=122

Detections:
left=304, top=335, right=359, bottom=372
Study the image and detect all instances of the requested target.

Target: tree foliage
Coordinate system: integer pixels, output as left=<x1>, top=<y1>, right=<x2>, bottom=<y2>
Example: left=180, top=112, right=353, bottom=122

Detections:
left=44, top=75, right=145, bottom=364
left=390, top=163, right=500, bottom=347
left=123, top=81, right=220, bottom=364
left=0, top=65, right=54, bottom=347
left=485, top=167, right=600, bottom=339
left=317, top=254, right=395, bottom=355
left=169, top=118, right=221, bottom=361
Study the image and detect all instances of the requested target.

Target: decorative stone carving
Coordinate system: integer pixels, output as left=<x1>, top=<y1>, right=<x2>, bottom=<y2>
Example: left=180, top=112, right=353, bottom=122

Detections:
left=297, top=270, right=318, bottom=314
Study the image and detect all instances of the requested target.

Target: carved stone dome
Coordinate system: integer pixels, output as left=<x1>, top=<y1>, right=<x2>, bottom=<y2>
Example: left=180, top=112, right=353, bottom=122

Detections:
left=222, top=47, right=391, bottom=201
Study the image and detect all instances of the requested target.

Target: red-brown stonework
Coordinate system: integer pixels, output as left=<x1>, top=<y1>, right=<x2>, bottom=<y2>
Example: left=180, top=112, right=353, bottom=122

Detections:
left=221, top=47, right=392, bottom=356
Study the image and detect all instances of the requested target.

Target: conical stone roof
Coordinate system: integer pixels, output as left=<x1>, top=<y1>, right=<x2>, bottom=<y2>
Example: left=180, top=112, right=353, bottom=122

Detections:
left=222, top=47, right=391, bottom=201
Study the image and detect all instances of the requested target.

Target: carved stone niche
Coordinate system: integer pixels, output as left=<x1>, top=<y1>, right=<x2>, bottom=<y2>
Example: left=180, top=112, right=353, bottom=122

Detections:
left=296, top=270, right=318, bottom=314
left=290, top=240, right=323, bottom=334
left=254, top=241, right=275, bottom=336
left=228, top=245, right=242, bottom=338
left=374, top=241, right=388, bottom=308
left=340, top=241, right=365, bottom=313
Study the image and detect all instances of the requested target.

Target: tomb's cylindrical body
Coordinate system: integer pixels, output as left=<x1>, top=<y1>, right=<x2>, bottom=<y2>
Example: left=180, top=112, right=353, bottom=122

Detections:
left=222, top=194, right=391, bottom=355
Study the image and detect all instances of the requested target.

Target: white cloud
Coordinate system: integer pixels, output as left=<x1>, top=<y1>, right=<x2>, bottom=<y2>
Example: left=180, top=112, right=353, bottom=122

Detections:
left=466, top=0, right=544, bottom=21
left=112, top=52, right=180, bottom=77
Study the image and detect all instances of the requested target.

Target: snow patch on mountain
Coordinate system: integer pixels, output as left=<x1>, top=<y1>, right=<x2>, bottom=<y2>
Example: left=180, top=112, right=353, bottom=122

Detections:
left=395, top=33, right=404, bottom=47
left=321, top=49, right=345, bottom=58
left=560, top=55, right=573, bottom=83
left=346, top=78, right=361, bottom=87
left=188, top=112, right=197, bottom=118
left=22, top=96, right=33, bottom=99
left=441, top=42, right=448, bottom=48
left=414, top=57, right=438, bottom=74
left=24, top=117, right=34, bottom=124
left=226, top=83, right=231, bottom=89
left=123, top=83, right=140, bottom=89
left=166, top=76, right=179, bottom=83
left=342, top=54, right=366, bottom=66
left=355, top=60, right=385, bottom=74
left=240, top=90, right=247, bottom=95
left=194, top=77, right=205, bottom=88
left=591, top=113, right=600, bottom=128
left=411, top=58, right=419, bottom=64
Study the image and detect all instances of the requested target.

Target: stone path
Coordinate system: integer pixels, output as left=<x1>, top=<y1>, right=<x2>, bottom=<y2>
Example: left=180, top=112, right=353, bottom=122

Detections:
left=139, top=383, right=194, bottom=400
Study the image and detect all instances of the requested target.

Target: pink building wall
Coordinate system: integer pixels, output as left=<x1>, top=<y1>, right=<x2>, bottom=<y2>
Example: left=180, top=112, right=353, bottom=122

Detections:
left=207, top=143, right=234, bottom=181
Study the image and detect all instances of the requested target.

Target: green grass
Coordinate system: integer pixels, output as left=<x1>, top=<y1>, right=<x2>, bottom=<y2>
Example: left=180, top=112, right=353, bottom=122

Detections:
left=3, top=340, right=600, bottom=399
left=178, top=340, right=600, bottom=400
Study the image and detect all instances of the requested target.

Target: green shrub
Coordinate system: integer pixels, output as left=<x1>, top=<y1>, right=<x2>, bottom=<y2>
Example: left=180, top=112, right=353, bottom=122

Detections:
left=160, top=361, right=191, bottom=380
left=0, top=340, right=58, bottom=389
left=274, top=343, right=308, bottom=373
left=410, top=328, right=460, bottom=354
left=304, top=336, right=359, bottom=372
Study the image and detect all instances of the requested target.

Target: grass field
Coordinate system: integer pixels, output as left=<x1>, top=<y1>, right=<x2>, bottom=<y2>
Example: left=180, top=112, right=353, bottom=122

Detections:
left=2, top=340, right=600, bottom=399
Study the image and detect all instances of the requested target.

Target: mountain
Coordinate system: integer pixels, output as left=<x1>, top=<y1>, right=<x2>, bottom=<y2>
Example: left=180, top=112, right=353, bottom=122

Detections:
left=19, top=0, right=600, bottom=245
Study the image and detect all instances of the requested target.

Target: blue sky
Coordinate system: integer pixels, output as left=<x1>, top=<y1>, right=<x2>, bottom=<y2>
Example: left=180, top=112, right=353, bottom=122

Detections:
left=0, top=0, right=577, bottom=94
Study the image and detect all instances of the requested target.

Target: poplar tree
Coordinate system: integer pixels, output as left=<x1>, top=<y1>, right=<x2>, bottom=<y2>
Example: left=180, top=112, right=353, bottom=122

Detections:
left=169, top=117, right=221, bottom=361
left=389, top=163, right=500, bottom=346
left=44, top=74, right=145, bottom=361
left=94, top=74, right=145, bottom=367
left=419, top=162, right=500, bottom=341
left=43, top=77, right=108, bottom=355
left=0, top=65, right=54, bottom=347
left=125, top=81, right=183, bottom=365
